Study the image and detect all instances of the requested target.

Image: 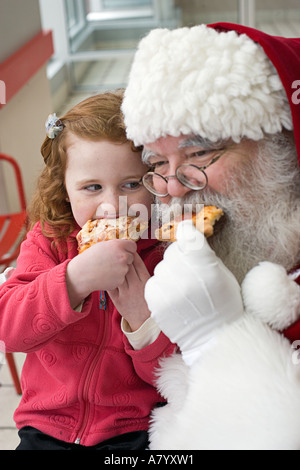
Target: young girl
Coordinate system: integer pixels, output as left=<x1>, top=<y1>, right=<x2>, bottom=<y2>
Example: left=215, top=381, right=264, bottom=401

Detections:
left=0, top=90, right=175, bottom=450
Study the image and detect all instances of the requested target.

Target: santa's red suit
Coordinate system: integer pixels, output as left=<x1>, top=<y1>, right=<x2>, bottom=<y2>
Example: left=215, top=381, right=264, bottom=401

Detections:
left=122, top=23, right=300, bottom=450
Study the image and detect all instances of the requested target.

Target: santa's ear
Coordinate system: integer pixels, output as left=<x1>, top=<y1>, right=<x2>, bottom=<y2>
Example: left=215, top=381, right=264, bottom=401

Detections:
left=242, top=262, right=300, bottom=330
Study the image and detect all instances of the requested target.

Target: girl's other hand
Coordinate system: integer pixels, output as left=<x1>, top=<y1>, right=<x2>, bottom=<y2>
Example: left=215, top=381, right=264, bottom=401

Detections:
left=66, top=240, right=137, bottom=309
left=108, top=252, right=151, bottom=331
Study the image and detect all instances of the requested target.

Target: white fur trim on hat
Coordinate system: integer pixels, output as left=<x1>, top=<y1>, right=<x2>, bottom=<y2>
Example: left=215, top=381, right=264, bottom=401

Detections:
left=242, top=262, right=300, bottom=330
left=122, top=25, right=293, bottom=146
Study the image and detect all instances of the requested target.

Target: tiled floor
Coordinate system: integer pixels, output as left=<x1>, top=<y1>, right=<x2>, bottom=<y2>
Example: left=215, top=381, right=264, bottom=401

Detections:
left=0, top=353, right=25, bottom=450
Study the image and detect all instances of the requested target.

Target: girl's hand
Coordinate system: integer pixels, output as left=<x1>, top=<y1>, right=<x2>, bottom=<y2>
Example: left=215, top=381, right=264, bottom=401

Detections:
left=66, top=239, right=137, bottom=309
left=108, top=252, right=151, bottom=331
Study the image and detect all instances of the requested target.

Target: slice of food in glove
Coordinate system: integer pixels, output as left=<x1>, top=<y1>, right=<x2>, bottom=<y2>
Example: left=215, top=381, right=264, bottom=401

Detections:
left=77, top=216, right=148, bottom=253
left=155, top=205, right=223, bottom=242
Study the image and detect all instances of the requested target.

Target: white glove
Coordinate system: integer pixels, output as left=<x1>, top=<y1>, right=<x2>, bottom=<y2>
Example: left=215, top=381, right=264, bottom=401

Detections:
left=145, top=220, right=244, bottom=366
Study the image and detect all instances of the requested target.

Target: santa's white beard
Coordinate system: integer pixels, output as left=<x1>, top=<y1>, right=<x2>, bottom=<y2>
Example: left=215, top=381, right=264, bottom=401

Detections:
left=154, top=134, right=300, bottom=284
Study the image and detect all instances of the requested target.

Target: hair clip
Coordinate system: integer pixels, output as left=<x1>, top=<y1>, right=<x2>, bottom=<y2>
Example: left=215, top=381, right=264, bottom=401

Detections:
left=45, top=113, right=64, bottom=139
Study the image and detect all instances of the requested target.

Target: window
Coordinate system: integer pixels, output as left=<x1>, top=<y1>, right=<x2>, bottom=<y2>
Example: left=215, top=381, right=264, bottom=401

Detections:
left=65, top=0, right=87, bottom=38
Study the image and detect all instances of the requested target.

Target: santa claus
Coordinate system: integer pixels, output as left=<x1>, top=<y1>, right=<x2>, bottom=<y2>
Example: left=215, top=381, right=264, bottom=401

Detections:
left=122, top=23, right=300, bottom=449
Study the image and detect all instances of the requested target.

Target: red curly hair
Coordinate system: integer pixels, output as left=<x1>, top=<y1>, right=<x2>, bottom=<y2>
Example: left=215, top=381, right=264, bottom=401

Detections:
left=28, top=89, right=141, bottom=242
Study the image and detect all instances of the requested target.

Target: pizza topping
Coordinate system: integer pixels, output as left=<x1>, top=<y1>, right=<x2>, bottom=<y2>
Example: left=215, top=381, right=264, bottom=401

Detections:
left=76, top=206, right=223, bottom=252
left=155, top=205, right=223, bottom=242
left=77, top=216, right=148, bottom=253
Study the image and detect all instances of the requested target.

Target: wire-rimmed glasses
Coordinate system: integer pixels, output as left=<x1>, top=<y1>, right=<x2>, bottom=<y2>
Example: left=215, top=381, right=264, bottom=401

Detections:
left=142, top=151, right=225, bottom=197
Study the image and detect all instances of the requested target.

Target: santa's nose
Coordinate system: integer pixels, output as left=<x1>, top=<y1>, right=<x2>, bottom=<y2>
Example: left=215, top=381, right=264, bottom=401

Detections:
left=166, top=176, right=193, bottom=198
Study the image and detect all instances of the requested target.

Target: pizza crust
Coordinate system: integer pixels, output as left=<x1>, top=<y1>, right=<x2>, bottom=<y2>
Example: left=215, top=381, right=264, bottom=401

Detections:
left=77, top=206, right=223, bottom=252
left=155, top=205, right=223, bottom=242
left=77, top=216, right=148, bottom=253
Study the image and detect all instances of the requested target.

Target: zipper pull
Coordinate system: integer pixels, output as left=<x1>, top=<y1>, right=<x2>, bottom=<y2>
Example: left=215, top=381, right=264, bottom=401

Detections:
left=99, top=291, right=107, bottom=310
left=74, top=438, right=80, bottom=444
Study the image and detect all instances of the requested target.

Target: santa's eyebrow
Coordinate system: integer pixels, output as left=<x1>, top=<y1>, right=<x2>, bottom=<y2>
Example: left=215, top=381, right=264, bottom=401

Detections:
left=179, top=136, right=229, bottom=150
left=142, top=149, right=158, bottom=165
left=141, top=136, right=231, bottom=165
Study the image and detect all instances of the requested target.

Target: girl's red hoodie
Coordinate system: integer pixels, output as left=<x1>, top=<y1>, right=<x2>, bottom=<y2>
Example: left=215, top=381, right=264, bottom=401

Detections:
left=0, top=223, right=175, bottom=446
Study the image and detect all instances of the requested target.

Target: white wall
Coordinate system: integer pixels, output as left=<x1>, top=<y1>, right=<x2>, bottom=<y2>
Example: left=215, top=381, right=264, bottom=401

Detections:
left=0, top=67, right=52, bottom=212
left=0, top=0, right=53, bottom=212
left=0, top=0, right=42, bottom=63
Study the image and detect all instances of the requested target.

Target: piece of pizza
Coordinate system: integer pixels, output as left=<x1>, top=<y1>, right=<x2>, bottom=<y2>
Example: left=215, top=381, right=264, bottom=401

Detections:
left=155, top=205, right=223, bottom=242
left=77, top=216, right=148, bottom=253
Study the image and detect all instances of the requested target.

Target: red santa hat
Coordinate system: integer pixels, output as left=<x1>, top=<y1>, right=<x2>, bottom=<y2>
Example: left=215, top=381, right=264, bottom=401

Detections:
left=122, top=22, right=300, bottom=165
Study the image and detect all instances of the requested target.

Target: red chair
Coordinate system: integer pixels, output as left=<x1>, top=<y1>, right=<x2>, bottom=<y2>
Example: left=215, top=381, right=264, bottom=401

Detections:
left=0, top=153, right=28, bottom=395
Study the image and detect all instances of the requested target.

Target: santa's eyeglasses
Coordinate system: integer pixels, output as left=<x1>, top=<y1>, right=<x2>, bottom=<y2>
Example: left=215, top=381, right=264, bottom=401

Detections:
left=142, top=149, right=227, bottom=197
